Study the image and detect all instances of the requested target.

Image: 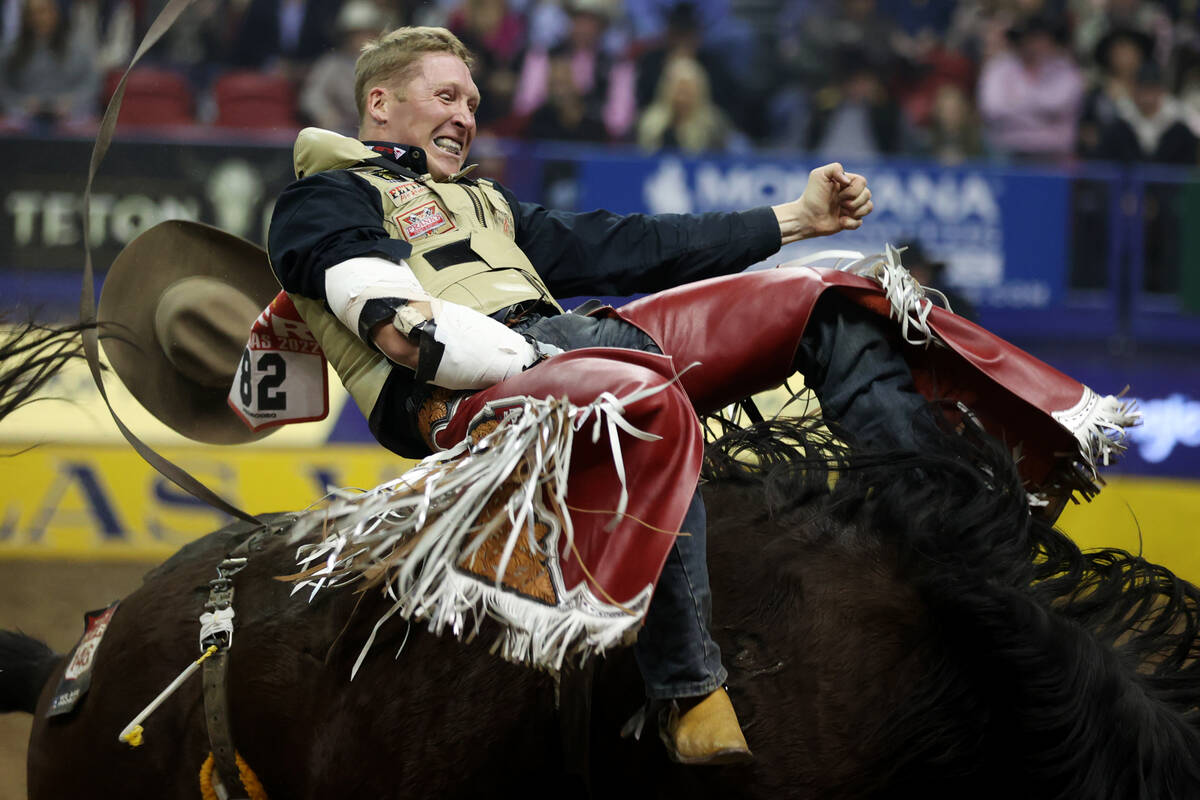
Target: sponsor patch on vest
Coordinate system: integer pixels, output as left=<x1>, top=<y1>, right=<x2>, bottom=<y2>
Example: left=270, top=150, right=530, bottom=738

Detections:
left=397, top=200, right=456, bottom=241
left=47, top=602, right=120, bottom=717
left=387, top=181, right=431, bottom=206
left=495, top=208, right=514, bottom=237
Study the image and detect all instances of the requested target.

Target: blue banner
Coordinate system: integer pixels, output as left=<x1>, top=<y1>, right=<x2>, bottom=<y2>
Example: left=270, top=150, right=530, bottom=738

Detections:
left=577, top=154, right=1082, bottom=311
left=1049, top=351, right=1200, bottom=479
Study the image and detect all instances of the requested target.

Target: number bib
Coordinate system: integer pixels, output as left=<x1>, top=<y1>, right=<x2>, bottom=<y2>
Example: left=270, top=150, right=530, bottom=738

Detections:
left=228, top=291, right=329, bottom=431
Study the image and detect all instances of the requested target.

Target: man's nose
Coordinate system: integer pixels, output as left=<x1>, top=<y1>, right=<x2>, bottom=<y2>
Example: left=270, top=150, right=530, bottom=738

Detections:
left=451, top=102, right=475, bottom=130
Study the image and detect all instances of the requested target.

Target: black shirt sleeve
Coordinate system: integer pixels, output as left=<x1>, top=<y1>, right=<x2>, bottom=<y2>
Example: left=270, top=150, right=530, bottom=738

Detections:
left=267, top=170, right=412, bottom=300
left=489, top=181, right=783, bottom=298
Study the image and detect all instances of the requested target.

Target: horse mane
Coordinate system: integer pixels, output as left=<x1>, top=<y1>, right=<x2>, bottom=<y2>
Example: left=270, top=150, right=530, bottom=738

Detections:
left=0, top=319, right=92, bottom=427
left=702, top=414, right=1200, bottom=799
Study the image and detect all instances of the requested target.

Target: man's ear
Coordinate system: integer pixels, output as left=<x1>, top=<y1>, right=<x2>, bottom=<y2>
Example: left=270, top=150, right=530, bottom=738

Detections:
left=365, top=86, right=390, bottom=126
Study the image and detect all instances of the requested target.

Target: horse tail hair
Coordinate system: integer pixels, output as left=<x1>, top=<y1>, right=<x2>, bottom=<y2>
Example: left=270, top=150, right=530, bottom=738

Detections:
left=0, top=319, right=94, bottom=428
left=0, top=630, right=60, bottom=713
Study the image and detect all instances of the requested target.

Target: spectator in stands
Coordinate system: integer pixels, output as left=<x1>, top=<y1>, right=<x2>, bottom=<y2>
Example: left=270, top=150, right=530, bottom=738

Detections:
left=775, top=0, right=906, bottom=92
left=139, top=0, right=236, bottom=90
left=1077, top=27, right=1152, bottom=159
left=70, top=0, right=135, bottom=76
left=300, top=1, right=386, bottom=135
left=447, top=0, right=526, bottom=131
left=1, top=0, right=19, bottom=50
left=1096, top=60, right=1198, bottom=164
left=0, top=0, right=99, bottom=131
left=229, top=0, right=339, bottom=78
left=634, top=3, right=739, bottom=123
left=1176, top=47, right=1200, bottom=138
left=1072, top=0, right=1172, bottom=70
left=977, top=13, right=1083, bottom=161
left=806, top=47, right=907, bottom=159
left=513, top=0, right=635, bottom=140
left=880, top=0, right=958, bottom=62
left=625, top=0, right=752, bottom=53
left=919, top=83, right=984, bottom=164
left=636, top=56, right=736, bottom=153
left=525, top=48, right=609, bottom=142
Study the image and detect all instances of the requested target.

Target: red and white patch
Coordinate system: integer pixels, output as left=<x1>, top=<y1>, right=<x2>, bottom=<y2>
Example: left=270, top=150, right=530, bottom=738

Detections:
left=48, top=602, right=120, bottom=717
left=387, top=181, right=431, bottom=206
left=397, top=200, right=456, bottom=241
left=495, top=209, right=514, bottom=237
left=64, top=605, right=117, bottom=680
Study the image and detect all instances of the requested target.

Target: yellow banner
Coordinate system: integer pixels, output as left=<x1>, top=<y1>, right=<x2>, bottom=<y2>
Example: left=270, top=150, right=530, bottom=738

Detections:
left=0, top=445, right=415, bottom=560
left=1, top=443, right=1197, bottom=588
left=1058, top=476, right=1200, bottom=584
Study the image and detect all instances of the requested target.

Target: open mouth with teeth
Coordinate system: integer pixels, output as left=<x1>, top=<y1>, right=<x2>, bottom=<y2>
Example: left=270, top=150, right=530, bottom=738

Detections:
left=434, top=137, right=463, bottom=156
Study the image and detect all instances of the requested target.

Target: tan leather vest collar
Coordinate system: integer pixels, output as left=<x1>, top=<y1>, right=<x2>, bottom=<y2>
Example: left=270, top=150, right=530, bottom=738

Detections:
left=292, top=127, right=478, bottom=183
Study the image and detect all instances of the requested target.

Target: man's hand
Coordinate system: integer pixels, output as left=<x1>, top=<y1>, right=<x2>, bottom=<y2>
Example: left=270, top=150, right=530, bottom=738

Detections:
left=371, top=318, right=421, bottom=369
left=772, top=163, right=873, bottom=245
left=370, top=299, right=433, bottom=370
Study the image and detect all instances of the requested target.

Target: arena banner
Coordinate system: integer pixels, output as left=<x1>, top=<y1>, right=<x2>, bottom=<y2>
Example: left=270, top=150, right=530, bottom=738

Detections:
left=0, top=135, right=295, bottom=274
left=0, top=444, right=416, bottom=560
left=576, top=154, right=1082, bottom=314
left=1047, top=351, right=1200, bottom=480
left=1058, top=477, right=1200, bottom=586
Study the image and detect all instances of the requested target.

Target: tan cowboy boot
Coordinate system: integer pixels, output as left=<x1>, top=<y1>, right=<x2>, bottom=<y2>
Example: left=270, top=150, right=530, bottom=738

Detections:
left=661, top=688, right=753, bottom=765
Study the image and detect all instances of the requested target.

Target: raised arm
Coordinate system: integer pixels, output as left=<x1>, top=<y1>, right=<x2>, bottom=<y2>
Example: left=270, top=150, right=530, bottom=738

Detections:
left=500, top=162, right=873, bottom=297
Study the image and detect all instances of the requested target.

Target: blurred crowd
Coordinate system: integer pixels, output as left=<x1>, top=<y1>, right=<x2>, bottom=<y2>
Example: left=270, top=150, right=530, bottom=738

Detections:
left=4, top=0, right=1200, bottom=165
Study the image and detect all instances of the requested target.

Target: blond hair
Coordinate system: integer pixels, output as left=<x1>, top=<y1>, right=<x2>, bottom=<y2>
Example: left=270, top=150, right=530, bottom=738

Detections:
left=354, top=27, right=474, bottom=119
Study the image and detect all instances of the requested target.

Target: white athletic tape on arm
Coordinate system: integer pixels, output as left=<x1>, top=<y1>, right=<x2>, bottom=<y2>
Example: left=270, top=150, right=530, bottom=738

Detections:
left=427, top=299, right=538, bottom=390
left=324, top=256, right=429, bottom=337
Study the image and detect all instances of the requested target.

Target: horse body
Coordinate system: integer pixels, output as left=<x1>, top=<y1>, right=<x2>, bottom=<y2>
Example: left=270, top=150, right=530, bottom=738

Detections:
left=9, top=419, right=1200, bottom=798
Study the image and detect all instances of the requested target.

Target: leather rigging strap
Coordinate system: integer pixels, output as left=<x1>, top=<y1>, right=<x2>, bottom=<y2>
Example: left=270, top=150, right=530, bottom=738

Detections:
left=78, top=0, right=263, bottom=529
left=203, top=556, right=249, bottom=799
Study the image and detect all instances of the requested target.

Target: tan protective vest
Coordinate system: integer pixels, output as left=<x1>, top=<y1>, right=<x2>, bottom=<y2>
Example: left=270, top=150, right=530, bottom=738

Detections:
left=283, top=128, right=563, bottom=418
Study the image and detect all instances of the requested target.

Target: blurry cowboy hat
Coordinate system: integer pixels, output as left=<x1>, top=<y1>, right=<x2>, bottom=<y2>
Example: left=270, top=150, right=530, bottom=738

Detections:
left=898, top=240, right=946, bottom=279
left=1093, top=26, right=1155, bottom=72
left=98, top=219, right=280, bottom=444
left=1005, top=12, right=1069, bottom=46
left=566, top=0, right=616, bottom=19
left=336, top=0, right=386, bottom=33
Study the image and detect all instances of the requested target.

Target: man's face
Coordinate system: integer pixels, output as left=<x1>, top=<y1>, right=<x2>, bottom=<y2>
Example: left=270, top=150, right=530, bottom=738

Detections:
left=380, top=52, right=480, bottom=180
left=1134, top=83, right=1164, bottom=118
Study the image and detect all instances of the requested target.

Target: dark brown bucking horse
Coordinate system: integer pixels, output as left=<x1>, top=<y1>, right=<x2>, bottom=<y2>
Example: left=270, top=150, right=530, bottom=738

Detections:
left=2, top=397, right=1199, bottom=798
left=2, top=320, right=1199, bottom=797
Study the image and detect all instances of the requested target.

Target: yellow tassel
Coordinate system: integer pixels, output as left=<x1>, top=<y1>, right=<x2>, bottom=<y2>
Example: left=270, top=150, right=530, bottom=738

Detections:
left=198, top=751, right=270, bottom=800
left=124, top=724, right=144, bottom=748
left=199, top=754, right=216, bottom=800
left=236, top=752, right=269, bottom=800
